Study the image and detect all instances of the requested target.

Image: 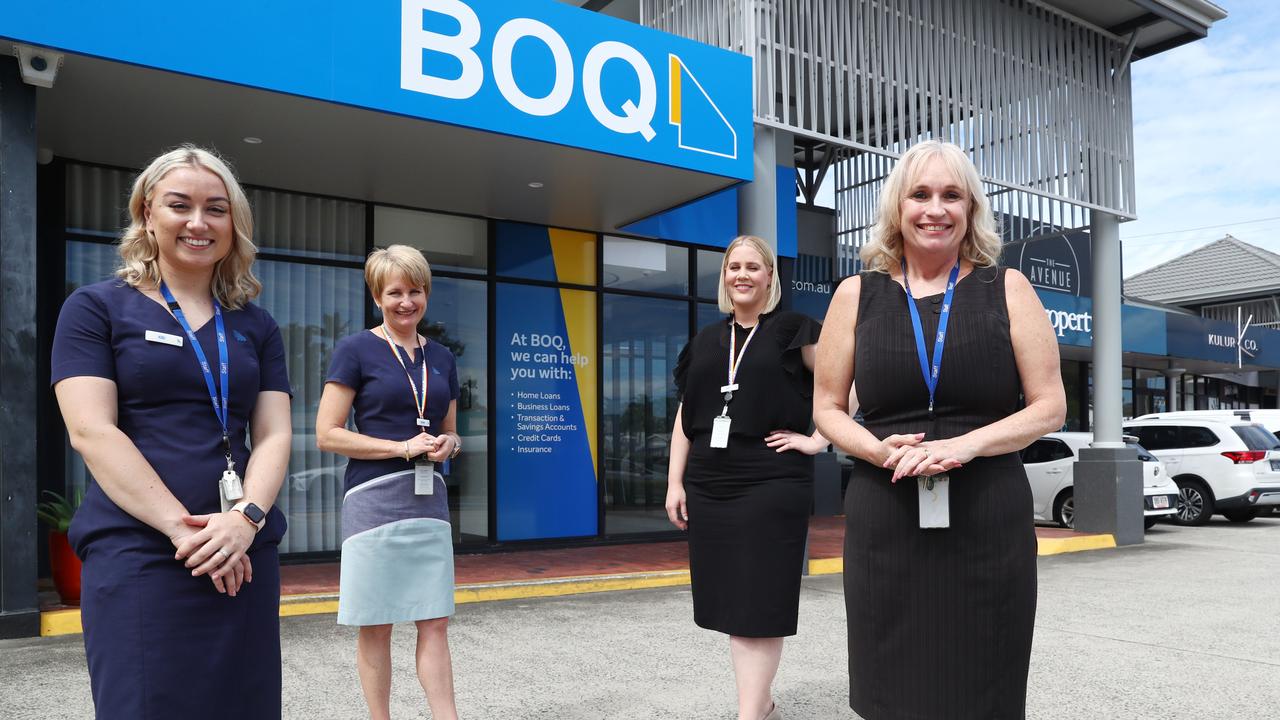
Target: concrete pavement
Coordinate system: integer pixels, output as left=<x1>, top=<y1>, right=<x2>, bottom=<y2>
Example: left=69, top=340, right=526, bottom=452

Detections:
left=3, top=516, right=1278, bottom=719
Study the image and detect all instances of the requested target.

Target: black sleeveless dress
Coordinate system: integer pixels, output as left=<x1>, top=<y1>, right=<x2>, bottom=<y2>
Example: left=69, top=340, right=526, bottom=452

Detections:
left=674, top=310, right=821, bottom=637
left=845, top=267, right=1037, bottom=719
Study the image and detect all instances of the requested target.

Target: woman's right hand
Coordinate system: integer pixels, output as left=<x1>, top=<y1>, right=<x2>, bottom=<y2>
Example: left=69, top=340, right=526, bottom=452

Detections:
left=874, top=432, right=926, bottom=470
left=665, top=484, right=689, bottom=531
left=405, top=431, right=436, bottom=459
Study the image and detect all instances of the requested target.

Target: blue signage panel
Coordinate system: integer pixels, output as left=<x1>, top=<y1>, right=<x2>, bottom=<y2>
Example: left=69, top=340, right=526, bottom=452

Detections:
left=1, top=0, right=754, bottom=180
left=495, top=283, right=598, bottom=541
left=1036, top=290, right=1166, bottom=356
left=1167, top=312, right=1280, bottom=369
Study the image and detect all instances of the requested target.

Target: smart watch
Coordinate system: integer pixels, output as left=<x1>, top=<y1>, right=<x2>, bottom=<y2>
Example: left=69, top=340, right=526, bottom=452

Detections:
left=232, top=501, right=267, bottom=531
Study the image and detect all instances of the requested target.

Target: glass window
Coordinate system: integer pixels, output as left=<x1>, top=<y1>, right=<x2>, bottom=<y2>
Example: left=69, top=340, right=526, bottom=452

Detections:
left=604, top=236, right=688, bottom=294
left=422, top=276, right=489, bottom=544
left=697, top=301, right=724, bottom=333
left=66, top=164, right=131, bottom=237
left=1126, top=425, right=1178, bottom=451
left=696, top=249, right=723, bottom=300
left=375, top=205, right=487, bottom=274
left=1231, top=425, right=1280, bottom=451
left=602, top=295, right=689, bottom=535
left=256, top=260, right=367, bottom=555
left=1179, top=426, right=1220, bottom=448
left=251, top=188, right=366, bottom=262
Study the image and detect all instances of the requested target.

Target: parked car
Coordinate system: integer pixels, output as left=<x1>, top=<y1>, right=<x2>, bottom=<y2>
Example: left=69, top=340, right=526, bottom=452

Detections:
left=1133, top=409, right=1280, bottom=443
left=1021, top=432, right=1178, bottom=530
left=1122, top=419, right=1280, bottom=525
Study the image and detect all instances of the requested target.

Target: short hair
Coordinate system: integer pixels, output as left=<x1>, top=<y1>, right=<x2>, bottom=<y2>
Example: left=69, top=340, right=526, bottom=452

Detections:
left=365, top=244, right=432, bottom=298
left=116, top=145, right=261, bottom=309
left=716, top=235, right=782, bottom=314
left=860, top=140, right=1002, bottom=273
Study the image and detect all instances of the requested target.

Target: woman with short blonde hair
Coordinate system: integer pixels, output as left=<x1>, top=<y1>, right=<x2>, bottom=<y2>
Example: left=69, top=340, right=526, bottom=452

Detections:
left=317, top=244, right=462, bottom=720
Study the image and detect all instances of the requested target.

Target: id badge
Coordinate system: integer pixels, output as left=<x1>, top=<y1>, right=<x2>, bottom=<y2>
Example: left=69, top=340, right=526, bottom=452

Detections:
left=917, top=474, right=950, bottom=528
left=415, top=459, right=435, bottom=495
left=219, top=470, right=244, bottom=512
left=710, top=415, right=731, bottom=449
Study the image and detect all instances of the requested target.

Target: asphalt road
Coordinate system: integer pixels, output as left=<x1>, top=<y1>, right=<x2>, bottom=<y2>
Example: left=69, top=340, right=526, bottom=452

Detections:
left=3, top=515, right=1279, bottom=719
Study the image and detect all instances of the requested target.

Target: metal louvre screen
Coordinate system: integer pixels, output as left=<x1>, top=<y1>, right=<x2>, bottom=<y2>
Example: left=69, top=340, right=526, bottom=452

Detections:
left=644, top=0, right=1135, bottom=273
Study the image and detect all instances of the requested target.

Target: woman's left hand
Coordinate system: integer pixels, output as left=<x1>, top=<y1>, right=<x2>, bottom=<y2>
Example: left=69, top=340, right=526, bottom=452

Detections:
left=426, top=433, right=455, bottom=463
left=889, top=438, right=975, bottom=482
left=765, top=430, right=827, bottom=456
left=173, top=511, right=258, bottom=591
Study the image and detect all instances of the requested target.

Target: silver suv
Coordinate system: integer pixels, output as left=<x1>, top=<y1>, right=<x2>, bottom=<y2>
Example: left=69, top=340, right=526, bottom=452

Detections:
left=1122, top=419, right=1280, bottom=525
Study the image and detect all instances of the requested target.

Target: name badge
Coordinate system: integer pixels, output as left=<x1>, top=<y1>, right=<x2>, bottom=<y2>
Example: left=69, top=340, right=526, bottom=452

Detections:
left=415, top=459, right=435, bottom=495
left=145, top=330, right=184, bottom=347
left=918, top=474, right=950, bottom=528
left=416, top=418, right=431, bottom=428
left=709, top=416, right=731, bottom=449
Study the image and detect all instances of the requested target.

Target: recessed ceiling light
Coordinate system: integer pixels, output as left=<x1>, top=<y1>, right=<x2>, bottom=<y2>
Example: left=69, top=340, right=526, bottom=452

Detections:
left=242, top=136, right=263, bottom=144
left=527, top=181, right=544, bottom=189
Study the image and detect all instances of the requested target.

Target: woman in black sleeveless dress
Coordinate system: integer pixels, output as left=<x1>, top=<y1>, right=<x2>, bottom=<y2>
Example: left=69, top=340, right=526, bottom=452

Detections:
left=813, top=140, right=1065, bottom=719
left=667, top=235, right=826, bottom=720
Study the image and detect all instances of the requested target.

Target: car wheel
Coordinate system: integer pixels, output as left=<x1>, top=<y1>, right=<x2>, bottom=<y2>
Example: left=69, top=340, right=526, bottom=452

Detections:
left=1172, top=477, right=1214, bottom=526
left=1222, top=508, right=1259, bottom=523
left=1143, top=517, right=1158, bottom=530
left=1053, top=489, right=1074, bottom=529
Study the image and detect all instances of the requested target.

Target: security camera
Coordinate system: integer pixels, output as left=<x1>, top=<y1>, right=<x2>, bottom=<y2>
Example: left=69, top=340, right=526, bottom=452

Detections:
left=12, top=44, right=63, bottom=88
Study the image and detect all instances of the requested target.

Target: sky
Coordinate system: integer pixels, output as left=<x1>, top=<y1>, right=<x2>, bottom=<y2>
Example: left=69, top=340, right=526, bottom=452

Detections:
left=1121, top=0, right=1280, bottom=277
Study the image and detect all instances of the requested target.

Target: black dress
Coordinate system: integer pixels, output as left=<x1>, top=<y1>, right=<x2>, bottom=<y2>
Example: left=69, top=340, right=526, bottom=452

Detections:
left=674, top=310, right=821, bottom=638
left=845, top=267, right=1037, bottom=719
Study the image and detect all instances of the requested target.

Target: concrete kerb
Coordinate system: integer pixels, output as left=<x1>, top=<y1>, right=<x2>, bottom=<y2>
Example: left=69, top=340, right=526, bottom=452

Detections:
left=37, top=535, right=1113, bottom=637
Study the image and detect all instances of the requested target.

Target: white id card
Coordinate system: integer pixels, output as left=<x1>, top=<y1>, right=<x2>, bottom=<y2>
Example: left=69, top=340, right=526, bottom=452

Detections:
left=710, top=415, right=731, bottom=449
left=917, top=474, right=950, bottom=528
left=219, top=470, right=244, bottom=512
left=415, top=460, right=435, bottom=495
left=144, top=329, right=184, bottom=347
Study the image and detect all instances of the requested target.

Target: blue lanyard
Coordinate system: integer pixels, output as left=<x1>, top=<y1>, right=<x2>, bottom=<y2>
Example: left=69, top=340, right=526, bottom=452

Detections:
left=159, top=281, right=230, bottom=452
left=899, top=259, right=960, bottom=417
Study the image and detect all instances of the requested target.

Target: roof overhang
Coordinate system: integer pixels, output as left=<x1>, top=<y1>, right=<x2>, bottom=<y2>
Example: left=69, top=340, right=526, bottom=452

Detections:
left=33, top=54, right=738, bottom=233
left=1040, top=0, right=1227, bottom=59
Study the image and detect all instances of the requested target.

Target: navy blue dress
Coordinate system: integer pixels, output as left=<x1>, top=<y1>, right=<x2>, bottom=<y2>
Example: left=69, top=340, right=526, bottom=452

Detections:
left=51, top=280, right=291, bottom=720
left=326, top=330, right=459, bottom=626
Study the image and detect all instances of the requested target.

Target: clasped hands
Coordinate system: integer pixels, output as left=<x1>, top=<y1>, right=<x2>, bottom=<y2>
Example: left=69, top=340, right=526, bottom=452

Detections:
left=172, top=511, right=257, bottom=597
left=405, top=431, right=455, bottom=463
left=875, top=432, right=972, bottom=483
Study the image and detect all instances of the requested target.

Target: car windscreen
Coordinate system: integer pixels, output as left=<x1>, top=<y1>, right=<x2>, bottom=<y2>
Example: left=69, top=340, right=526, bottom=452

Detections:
left=1124, top=443, right=1156, bottom=462
left=1232, top=424, right=1280, bottom=451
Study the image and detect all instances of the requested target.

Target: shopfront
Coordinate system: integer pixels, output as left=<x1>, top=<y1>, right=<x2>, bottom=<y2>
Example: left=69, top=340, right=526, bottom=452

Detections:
left=0, top=0, right=766, bottom=635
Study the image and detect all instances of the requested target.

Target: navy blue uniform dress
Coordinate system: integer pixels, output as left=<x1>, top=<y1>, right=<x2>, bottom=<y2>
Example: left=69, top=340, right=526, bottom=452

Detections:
left=51, top=280, right=291, bottom=720
left=326, top=330, right=459, bottom=626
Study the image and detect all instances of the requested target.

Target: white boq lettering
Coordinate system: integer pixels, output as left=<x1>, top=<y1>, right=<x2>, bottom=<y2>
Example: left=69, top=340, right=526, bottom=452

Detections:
left=583, top=41, right=657, bottom=141
left=401, top=0, right=484, bottom=100
left=492, top=18, right=574, bottom=116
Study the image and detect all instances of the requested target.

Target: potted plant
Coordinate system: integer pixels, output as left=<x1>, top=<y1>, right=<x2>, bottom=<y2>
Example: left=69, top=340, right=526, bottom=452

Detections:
left=36, top=489, right=82, bottom=606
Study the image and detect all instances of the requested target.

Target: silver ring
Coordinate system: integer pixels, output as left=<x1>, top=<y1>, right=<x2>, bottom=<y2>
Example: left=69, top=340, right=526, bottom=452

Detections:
left=217, top=548, right=231, bottom=560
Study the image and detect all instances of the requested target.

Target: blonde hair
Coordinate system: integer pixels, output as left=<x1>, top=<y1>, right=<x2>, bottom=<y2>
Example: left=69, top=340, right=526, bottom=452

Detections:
left=365, top=244, right=432, bottom=298
left=859, top=140, right=1002, bottom=273
left=116, top=145, right=261, bottom=309
left=717, top=235, right=782, bottom=314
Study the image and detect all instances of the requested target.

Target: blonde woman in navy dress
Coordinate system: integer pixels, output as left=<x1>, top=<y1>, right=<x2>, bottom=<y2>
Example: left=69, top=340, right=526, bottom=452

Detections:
left=317, top=245, right=462, bottom=720
left=51, top=145, right=293, bottom=718
left=666, top=235, right=827, bottom=720
left=814, top=140, right=1065, bottom=719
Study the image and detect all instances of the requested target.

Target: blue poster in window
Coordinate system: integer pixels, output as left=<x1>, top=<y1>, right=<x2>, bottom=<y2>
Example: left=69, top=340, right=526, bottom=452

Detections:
left=495, top=283, right=598, bottom=540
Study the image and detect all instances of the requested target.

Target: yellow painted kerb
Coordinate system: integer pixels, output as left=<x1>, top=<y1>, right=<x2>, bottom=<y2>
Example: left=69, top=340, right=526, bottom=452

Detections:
left=1037, top=533, right=1116, bottom=555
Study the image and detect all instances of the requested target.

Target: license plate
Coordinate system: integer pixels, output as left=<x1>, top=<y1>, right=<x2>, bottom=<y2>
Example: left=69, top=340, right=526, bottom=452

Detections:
left=1152, top=495, right=1170, bottom=509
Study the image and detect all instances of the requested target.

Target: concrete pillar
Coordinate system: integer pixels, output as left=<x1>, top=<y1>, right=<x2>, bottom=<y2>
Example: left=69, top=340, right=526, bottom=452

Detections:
left=1074, top=211, right=1143, bottom=545
left=0, top=56, right=41, bottom=638
left=1164, top=367, right=1186, bottom=412
left=738, top=125, right=794, bottom=256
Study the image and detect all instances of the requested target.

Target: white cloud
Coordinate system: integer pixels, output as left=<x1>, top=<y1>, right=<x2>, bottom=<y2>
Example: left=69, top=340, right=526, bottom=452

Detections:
left=1122, top=0, right=1280, bottom=275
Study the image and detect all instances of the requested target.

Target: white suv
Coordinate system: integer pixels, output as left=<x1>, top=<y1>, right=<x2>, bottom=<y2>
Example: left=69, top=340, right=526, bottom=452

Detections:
left=1133, top=410, right=1280, bottom=444
left=1122, top=419, right=1280, bottom=525
left=1021, top=432, right=1178, bottom=530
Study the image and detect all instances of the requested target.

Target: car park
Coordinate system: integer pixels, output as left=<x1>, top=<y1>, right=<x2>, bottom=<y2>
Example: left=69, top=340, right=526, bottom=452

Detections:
left=1122, top=418, right=1280, bottom=525
left=1020, top=432, right=1178, bottom=530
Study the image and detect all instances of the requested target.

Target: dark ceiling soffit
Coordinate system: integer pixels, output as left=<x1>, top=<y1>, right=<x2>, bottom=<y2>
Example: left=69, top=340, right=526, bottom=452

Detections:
left=582, top=0, right=614, bottom=12
left=1128, top=0, right=1210, bottom=35
left=1131, top=31, right=1203, bottom=60
left=1107, top=11, right=1163, bottom=35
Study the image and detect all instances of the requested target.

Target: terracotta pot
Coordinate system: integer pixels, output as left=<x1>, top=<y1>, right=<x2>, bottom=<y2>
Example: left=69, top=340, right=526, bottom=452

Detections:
left=48, top=531, right=82, bottom=606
